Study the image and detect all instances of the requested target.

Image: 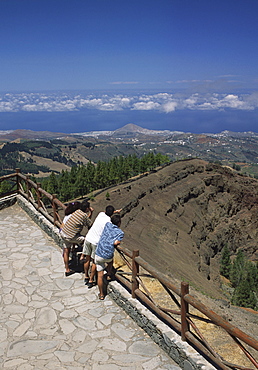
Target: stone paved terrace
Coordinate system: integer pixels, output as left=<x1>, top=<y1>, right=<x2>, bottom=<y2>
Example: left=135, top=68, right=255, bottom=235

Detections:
left=0, top=198, right=216, bottom=370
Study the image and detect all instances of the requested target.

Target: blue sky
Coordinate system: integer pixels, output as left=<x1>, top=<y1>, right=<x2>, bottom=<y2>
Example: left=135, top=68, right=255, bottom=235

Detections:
left=1, top=0, right=258, bottom=92
left=0, top=0, right=258, bottom=134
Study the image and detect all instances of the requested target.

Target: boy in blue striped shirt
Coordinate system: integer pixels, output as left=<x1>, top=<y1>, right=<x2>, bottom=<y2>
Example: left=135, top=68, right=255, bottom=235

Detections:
left=95, top=214, right=124, bottom=300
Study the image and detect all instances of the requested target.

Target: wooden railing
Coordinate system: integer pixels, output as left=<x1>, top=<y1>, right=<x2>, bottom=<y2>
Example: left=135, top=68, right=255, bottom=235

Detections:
left=114, top=246, right=258, bottom=370
left=0, top=169, right=257, bottom=370
left=0, top=169, right=65, bottom=228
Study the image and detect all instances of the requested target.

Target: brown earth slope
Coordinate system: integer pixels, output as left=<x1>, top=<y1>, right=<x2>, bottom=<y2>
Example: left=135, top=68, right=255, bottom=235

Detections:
left=90, top=158, right=258, bottom=299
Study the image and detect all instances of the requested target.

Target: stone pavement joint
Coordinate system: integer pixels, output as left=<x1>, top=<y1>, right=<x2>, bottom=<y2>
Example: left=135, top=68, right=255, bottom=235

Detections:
left=0, top=197, right=215, bottom=370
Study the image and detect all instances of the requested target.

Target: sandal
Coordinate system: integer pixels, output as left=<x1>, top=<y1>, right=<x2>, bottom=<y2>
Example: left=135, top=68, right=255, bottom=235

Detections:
left=98, top=294, right=105, bottom=300
left=84, top=278, right=90, bottom=285
left=65, top=270, right=75, bottom=277
left=87, top=281, right=96, bottom=289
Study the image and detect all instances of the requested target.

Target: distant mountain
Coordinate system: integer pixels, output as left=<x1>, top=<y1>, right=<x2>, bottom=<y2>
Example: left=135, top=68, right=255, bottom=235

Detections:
left=113, top=123, right=175, bottom=136
left=0, top=129, right=69, bottom=141
left=0, top=125, right=257, bottom=178
left=0, top=124, right=257, bottom=141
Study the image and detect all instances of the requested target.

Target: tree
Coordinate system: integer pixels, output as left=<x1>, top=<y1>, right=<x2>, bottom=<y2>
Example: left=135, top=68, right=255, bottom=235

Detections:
left=47, top=172, right=59, bottom=195
left=74, top=165, right=88, bottom=198
left=220, top=245, right=231, bottom=279
left=0, top=180, right=12, bottom=193
left=229, top=251, right=258, bottom=310
left=231, top=277, right=257, bottom=309
left=58, top=170, right=72, bottom=201
left=230, top=249, right=245, bottom=288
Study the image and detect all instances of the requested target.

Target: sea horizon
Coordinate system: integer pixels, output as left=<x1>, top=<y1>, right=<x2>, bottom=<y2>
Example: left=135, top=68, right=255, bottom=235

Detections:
left=0, top=89, right=258, bottom=135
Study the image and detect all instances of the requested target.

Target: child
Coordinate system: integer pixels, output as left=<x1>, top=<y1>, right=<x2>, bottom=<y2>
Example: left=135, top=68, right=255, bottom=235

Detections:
left=94, top=214, right=124, bottom=300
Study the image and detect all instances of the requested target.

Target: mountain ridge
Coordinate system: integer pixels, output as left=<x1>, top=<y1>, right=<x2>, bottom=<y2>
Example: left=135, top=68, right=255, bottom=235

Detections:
left=0, top=124, right=257, bottom=141
left=0, top=124, right=258, bottom=179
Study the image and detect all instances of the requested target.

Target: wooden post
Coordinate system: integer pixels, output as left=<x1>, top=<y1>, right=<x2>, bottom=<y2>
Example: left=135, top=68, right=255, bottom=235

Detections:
left=36, top=183, right=41, bottom=209
left=26, top=175, right=30, bottom=198
left=15, top=168, right=20, bottom=193
left=181, top=282, right=189, bottom=341
left=132, top=250, right=139, bottom=298
left=52, top=194, right=57, bottom=225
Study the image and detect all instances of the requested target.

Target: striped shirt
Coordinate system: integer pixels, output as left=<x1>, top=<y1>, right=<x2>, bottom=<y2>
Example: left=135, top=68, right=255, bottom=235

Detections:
left=61, top=209, right=92, bottom=239
left=95, top=222, right=124, bottom=260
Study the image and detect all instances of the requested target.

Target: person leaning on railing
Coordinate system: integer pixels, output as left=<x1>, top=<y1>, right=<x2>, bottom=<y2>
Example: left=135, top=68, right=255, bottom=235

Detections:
left=80, top=205, right=122, bottom=289
left=60, top=201, right=81, bottom=230
left=60, top=200, right=93, bottom=276
left=94, top=214, right=124, bottom=300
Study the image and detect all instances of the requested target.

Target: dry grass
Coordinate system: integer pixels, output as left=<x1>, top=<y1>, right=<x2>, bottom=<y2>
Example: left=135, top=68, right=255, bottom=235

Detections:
left=113, top=251, right=257, bottom=369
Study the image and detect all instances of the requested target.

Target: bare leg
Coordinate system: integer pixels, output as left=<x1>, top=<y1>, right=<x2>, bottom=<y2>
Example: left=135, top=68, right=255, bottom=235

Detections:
left=97, top=270, right=105, bottom=298
left=83, top=255, right=91, bottom=279
left=106, top=260, right=113, bottom=279
left=63, top=247, right=71, bottom=272
left=89, top=262, right=96, bottom=283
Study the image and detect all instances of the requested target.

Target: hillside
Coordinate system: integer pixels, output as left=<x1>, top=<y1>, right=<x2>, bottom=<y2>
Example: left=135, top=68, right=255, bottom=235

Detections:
left=0, top=126, right=258, bottom=178
left=87, top=158, right=258, bottom=299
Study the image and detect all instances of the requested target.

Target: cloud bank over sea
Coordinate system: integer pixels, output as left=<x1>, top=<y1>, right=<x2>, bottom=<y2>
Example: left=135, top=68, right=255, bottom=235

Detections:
left=1, top=90, right=258, bottom=113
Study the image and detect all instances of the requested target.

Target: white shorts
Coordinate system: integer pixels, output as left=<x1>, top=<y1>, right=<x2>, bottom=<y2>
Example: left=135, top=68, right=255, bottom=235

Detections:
left=94, top=255, right=113, bottom=272
left=82, top=241, right=97, bottom=259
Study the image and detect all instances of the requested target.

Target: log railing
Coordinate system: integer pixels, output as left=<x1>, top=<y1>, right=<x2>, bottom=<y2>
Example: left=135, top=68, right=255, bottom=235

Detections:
left=0, top=169, right=65, bottom=227
left=0, top=169, right=257, bottom=370
left=114, top=246, right=258, bottom=370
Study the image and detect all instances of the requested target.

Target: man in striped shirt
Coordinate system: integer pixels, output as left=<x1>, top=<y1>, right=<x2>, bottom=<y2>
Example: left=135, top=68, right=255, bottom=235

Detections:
left=60, top=200, right=93, bottom=276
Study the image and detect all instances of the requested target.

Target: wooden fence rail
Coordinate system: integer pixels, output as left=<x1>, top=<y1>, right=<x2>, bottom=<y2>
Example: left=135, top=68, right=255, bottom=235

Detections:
left=0, top=169, right=257, bottom=370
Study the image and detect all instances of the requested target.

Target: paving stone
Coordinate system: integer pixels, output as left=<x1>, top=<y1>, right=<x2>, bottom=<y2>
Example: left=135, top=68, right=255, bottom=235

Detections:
left=73, top=315, right=97, bottom=331
left=0, top=327, right=8, bottom=342
left=6, top=321, right=20, bottom=330
left=0, top=205, right=183, bottom=370
left=76, top=339, right=98, bottom=354
left=4, top=304, right=28, bottom=314
left=91, top=349, right=109, bottom=362
left=13, top=321, right=31, bottom=337
left=112, top=353, right=150, bottom=362
left=3, top=358, right=27, bottom=368
left=3, top=293, right=13, bottom=305
left=142, top=355, right=163, bottom=369
left=89, top=328, right=111, bottom=339
left=128, top=341, right=161, bottom=356
left=54, top=349, right=76, bottom=362
left=14, top=290, right=29, bottom=305
left=98, top=313, right=114, bottom=326
left=98, top=337, right=127, bottom=352
left=34, top=307, right=57, bottom=328
left=17, top=363, right=34, bottom=370
left=111, top=322, right=136, bottom=341
left=59, top=318, right=77, bottom=335
left=7, top=339, right=59, bottom=356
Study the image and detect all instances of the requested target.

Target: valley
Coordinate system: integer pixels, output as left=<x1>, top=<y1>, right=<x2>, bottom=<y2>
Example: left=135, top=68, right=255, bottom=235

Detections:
left=0, top=124, right=258, bottom=178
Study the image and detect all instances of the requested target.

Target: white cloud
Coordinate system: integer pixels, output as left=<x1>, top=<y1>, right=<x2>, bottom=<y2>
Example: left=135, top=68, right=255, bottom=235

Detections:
left=22, top=104, right=38, bottom=111
left=0, top=101, right=16, bottom=112
left=162, top=101, right=178, bottom=112
left=0, top=90, right=257, bottom=114
left=133, top=101, right=160, bottom=111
